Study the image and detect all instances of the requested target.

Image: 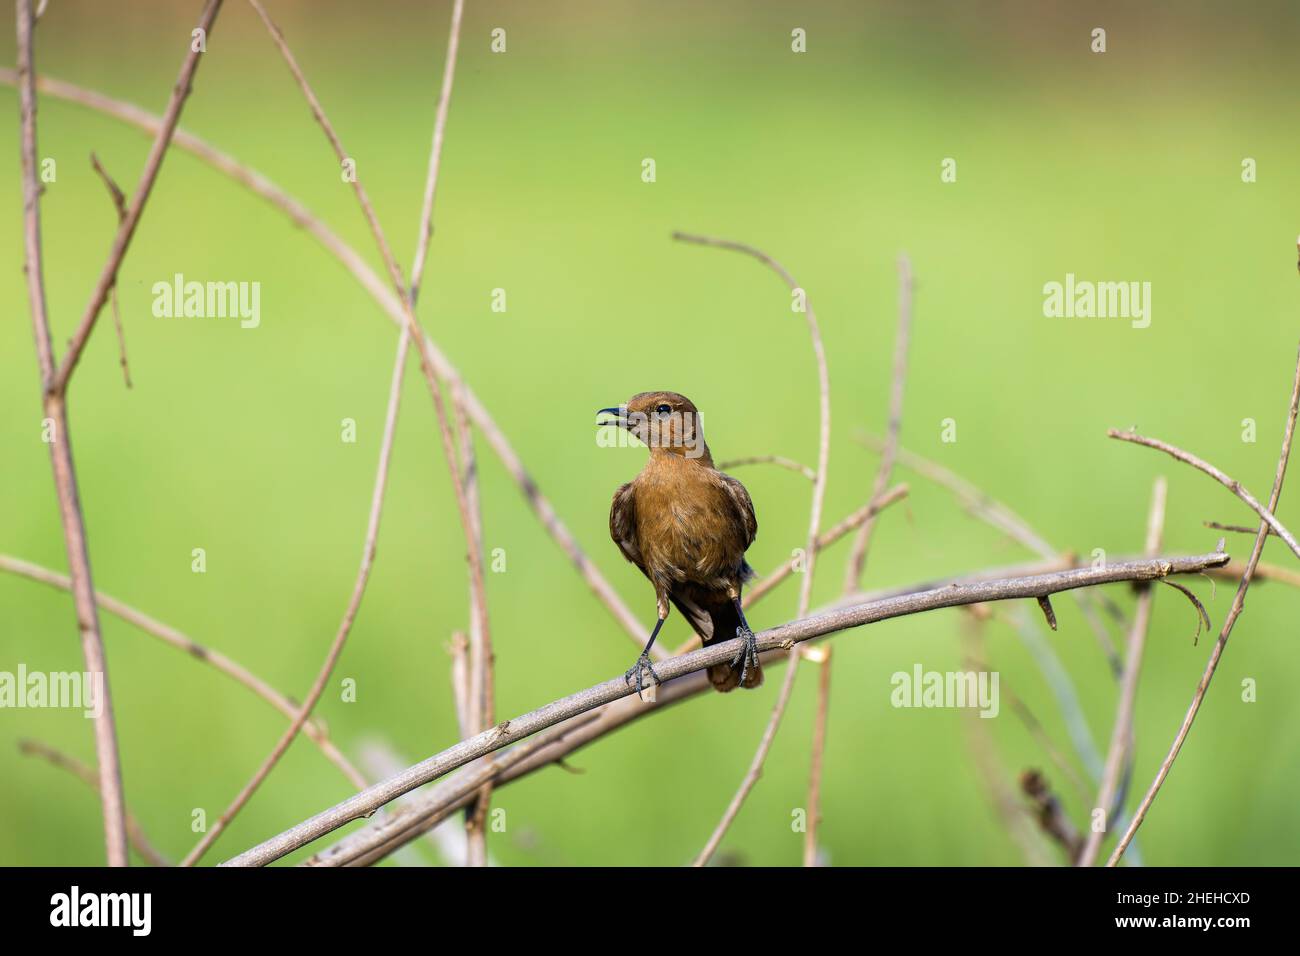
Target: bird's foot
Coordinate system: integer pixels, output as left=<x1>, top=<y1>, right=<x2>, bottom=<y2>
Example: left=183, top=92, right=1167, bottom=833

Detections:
left=730, top=624, right=761, bottom=685
left=624, top=651, right=662, bottom=698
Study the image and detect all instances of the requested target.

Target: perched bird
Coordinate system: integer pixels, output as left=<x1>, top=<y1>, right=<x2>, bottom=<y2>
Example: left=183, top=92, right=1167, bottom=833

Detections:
left=598, top=391, right=762, bottom=694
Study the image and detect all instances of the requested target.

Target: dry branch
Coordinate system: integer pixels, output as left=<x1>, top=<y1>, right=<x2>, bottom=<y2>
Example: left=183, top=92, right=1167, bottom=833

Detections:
left=179, top=325, right=412, bottom=866
left=671, top=231, right=832, bottom=866
left=309, top=550, right=1231, bottom=867
left=1108, top=428, right=1300, bottom=561
left=1076, top=477, right=1166, bottom=866
left=1107, top=347, right=1300, bottom=865
left=18, top=740, right=169, bottom=867
left=51, top=0, right=223, bottom=393
left=844, top=253, right=914, bottom=592
left=0, top=553, right=367, bottom=790
left=219, top=552, right=1229, bottom=866
left=0, top=66, right=662, bottom=661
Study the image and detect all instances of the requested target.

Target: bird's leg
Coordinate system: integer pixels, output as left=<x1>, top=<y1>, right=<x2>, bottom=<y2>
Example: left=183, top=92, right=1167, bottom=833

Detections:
left=729, top=592, right=761, bottom=684
left=624, top=606, right=666, bottom=697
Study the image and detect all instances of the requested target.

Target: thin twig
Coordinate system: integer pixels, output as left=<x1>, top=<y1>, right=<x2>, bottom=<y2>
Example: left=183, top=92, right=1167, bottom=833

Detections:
left=0, top=67, right=661, bottom=659
left=404, top=0, right=485, bottom=865
left=15, top=0, right=129, bottom=866
left=448, top=631, right=472, bottom=739
left=89, top=152, right=132, bottom=388
left=1077, top=476, right=1166, bottom=866
left=0, top=553, right=368, bottom=790
left=180, top=329, right=411, bottom=866
left=844, top=253, right=914, bottom=592
left=50, top=0, right=223, bottom=394
left=1107, top=347, right=1300, bottom=865
left=221, top=551, right=1229, bottom=866
left=409, top=0, right=465, bottom=305
left=717, top=455, right=816, bottom=481
left=737, top=484, right=909, bottom=615
left=1108, top=428, right=1300, bottom=561
left=454, top=380, right=494, bottom=867
left=802, top=644, right=831, bottom=867
left=18, top=740, right=169, bottom=867
left=1204, top=520, right=1276, bottom=537
left=672, top=232, right=831, bottom=867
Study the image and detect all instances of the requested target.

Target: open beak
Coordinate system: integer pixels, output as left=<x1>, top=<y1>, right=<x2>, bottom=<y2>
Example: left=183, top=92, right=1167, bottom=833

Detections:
left=596, top=406, right=626, bottom=428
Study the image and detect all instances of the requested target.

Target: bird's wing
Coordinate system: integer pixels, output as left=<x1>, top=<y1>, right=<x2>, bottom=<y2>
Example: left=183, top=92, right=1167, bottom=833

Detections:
left=717, top=472, right=758, bottom=550
left=608, top=481, right=644, bottom=569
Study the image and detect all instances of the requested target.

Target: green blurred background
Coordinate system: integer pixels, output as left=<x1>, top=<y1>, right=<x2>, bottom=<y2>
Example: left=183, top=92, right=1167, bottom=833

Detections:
left=2, top=0, right=1298, bottom=866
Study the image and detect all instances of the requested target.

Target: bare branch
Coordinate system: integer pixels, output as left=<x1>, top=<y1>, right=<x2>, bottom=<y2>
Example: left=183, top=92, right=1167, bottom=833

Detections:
left=844, top=253, right=914, bottom=592
left=672, top=231, right=831, bottom=865
left=717, top=454, right=816, bottom=481
left=1077, top=476, right=1165, bottom=867
left=1108, top=347, right=1300, bottom=865
left=803, top=644, right=832, bottom=867
left=737, top=484, right=909, bottom=615
left=1108, top=428, right=1300, bottom=561
left=308, top=551, right=1228, bottom=868
left=0, top=67, right=661, bottom=660
left=15, top=0, right=129, bottom=866
left=18, top=740, right=168, bottom=867
left=409, top=0, right=465, bottom=304
left=862, top=435, right=1125, bottom=671
left=51, top=0, right=223, bottom=394
left=1203, top=520, right=1276, bottom=537
left=220, top=551, right=1229, bottom=867
left=0, top=553, right=367, bottom=790
left=89, top=153, right=132, bottom=387
left=180, top=328, right=411, bottom=866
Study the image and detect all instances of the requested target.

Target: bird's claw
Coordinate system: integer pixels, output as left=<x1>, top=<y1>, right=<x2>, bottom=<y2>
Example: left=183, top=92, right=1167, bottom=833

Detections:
left=624, top=651, right=662, bottom=698
left=730, top=625, right=761, bottom=685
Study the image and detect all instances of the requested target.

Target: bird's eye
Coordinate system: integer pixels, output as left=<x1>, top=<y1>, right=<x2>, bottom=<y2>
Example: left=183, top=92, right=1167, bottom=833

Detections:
left=656, top=404, right=672, bottom=414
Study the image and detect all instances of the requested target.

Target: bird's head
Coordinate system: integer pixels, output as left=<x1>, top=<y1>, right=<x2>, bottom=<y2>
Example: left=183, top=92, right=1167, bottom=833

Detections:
left=596, top=391, right=709, bottom=461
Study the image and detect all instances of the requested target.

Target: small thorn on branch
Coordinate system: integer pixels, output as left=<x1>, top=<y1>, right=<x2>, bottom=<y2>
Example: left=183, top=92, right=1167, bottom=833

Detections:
left=1036, top=594, right=1057, bottom=630
left=1159, top=579, right=1212, bottom=645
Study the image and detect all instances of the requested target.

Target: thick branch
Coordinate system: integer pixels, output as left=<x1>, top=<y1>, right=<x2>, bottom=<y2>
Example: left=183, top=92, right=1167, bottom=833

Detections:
left=220, top=551, right=1229, bottom=867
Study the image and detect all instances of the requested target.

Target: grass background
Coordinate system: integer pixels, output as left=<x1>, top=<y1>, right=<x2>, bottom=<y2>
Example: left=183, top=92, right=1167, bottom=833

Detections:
left=1, top=0, right=1298, bottom=866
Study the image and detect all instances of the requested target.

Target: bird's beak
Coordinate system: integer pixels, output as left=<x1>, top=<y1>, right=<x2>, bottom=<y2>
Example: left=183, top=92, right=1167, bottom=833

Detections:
left=596, top=406, right=626, bottom=428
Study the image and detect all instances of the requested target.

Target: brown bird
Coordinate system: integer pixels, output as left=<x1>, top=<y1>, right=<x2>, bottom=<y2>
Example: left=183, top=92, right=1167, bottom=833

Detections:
left=598, top=391, right=762, bottom=694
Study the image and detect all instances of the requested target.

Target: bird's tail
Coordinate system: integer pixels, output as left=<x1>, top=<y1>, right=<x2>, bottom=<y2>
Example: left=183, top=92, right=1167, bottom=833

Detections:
left=673, top=593, right=763, bottom=693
